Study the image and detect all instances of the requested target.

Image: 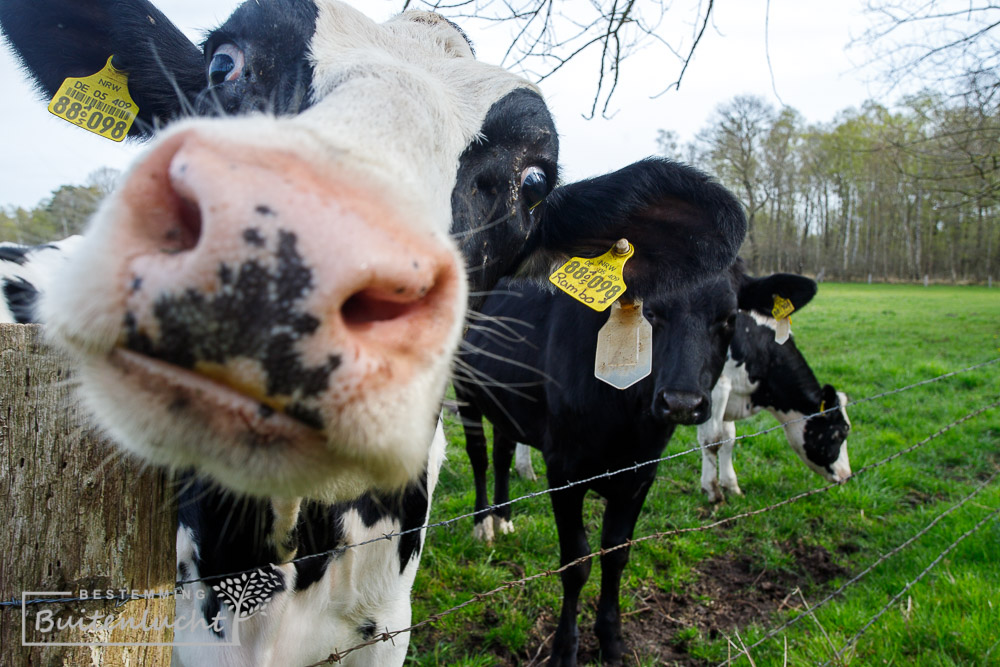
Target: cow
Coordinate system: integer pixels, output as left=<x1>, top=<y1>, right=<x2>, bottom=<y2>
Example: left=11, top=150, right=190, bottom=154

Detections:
left=507, top=277, right=855, bottom=506
left=455, top=263, right=817, bottom=666
left=697, top=286, right=852, bottom=503
left=0, top=1, right=745, bottom=664
left=0, top=236, right=83, bottom=323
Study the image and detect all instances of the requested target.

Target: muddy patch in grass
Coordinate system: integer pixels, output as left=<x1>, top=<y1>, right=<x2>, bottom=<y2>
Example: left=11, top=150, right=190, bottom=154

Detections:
left=566, top=540, right=848, bottom=666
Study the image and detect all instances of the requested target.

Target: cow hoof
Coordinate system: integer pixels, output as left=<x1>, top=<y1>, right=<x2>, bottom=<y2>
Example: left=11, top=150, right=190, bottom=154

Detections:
left=722, top=484, right=744, bottom=497
left=473, top=519, right=495, bottom=544
left=494, top=517, right=515, bottom=535
left=702, top=484, right=724, bottom=504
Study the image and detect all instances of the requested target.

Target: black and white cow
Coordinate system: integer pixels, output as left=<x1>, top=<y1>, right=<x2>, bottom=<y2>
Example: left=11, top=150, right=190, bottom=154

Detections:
left=0, top=236, right=83, bottom=323
left=697, top=280, right=852, bottom=503
left=455, top=262, right=816, bottom=666
left=1, top=1, right=745, bottom=664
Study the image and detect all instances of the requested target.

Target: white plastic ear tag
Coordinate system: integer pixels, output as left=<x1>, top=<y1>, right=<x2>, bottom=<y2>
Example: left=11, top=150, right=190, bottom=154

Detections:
left=549, top=239, right=634, bottom=312
left=47, top=56, right=138, bottom=142
left=594, top=299, right=652, bottom=390
left=771, top=295, right=794, bottom=345
left=774, top=317, right=792, bottom=345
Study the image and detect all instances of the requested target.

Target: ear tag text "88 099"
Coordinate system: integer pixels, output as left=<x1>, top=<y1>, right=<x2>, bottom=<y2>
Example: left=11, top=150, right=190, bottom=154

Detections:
left=47, top=56, right=138, bottom=142
left=594, top=298, right=652, bottom=390
left=549, top=239, right=634, bottom=312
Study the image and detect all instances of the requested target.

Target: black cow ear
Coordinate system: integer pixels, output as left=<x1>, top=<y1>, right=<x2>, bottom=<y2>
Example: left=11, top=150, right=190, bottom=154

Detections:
left=820, top=384, right=841, bottom=410
left=0, top=0, right=205, bottom=138
left=526, top=157, right=747, bottom=298
left=737, top=272, right=817, bottom=317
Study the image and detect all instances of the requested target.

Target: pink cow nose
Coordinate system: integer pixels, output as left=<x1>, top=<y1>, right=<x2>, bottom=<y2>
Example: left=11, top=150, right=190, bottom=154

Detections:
left=112, top=130, right=461, bottom=426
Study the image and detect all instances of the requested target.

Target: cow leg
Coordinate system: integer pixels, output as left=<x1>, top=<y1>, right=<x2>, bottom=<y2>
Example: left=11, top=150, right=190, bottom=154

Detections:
left=594, top=483, right=651, bottom=665
left=717, top=435, right=743, bottom=497
left=697, top=379, right=733, bottom=503
left=514, top=442, right=538, bottom=480
left=492, top=430, right=517, bottom=536
left=459, top=402, right=495, bottom=543
left=548, top=485, right=590, bottom=667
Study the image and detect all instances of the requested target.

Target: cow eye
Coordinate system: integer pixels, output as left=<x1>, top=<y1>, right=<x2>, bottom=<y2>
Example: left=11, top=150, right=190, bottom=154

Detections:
left=520, top=166, right=548, bottom=209
left=209, top=44, right=245, bottom=86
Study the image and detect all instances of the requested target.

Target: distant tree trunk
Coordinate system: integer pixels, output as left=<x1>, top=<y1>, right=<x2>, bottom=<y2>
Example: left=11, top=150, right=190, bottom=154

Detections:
left=0, top=324, right=175, bottom=666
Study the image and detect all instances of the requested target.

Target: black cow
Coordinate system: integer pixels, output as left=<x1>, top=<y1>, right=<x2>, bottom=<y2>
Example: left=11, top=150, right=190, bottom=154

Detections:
left=697, top=285, right=852, bottom=502
left=456, top=263, right=816, bottom=665
left=1, top=1, right=745, bottom=664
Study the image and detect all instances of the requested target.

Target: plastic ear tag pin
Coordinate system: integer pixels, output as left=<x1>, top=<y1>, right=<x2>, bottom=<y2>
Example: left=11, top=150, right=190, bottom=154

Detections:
left=594, top=298, right=652, bottom=390
left=549, top=239, right=634, bottom=312
left=47, top=56, right=138, bottom=142
left=771, top=294, right=794, bottom=345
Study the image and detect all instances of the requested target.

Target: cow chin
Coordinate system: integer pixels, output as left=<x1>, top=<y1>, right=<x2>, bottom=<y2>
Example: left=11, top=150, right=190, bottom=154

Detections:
left=67, top=343, right=454, bottom=501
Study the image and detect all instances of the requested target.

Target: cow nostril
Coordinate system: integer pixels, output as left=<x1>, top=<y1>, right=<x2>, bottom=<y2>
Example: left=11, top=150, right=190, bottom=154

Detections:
left=164, top=192, right=203, bottom=253
left=342, top=287, right=427, bottom=328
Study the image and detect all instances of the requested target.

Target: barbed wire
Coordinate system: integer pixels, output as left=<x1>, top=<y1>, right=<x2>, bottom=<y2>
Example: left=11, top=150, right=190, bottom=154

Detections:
left=822, top=506, right=1000, bottom=667
left=718, top=469, right=1000, bottom=666
left=187, top=356, right=1000, bottom=591
left=2, top=357, right=996, bottom=611
left=301, top=397, right=1000, bottom=665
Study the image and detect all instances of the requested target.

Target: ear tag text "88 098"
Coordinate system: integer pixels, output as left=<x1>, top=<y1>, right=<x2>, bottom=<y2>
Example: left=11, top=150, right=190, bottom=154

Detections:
left=47, top=56, right=138, bottom=142
left=549, top=239, right=634, bottom=312
left=594, top=298, right=652, bottom=390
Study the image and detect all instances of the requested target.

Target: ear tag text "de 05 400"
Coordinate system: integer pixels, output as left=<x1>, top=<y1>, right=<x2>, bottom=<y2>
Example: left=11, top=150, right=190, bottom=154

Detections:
left=549, top=239, right=634, bottom=312
left=47, top=56, right=139, bottom=142
left=594, top=298, right=652, bottom=390
left=771, top=294, right=795, bottom=345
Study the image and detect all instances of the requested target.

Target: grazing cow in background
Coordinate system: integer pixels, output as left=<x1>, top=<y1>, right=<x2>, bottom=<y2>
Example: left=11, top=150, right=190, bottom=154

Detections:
left=1, top=0, right=745, bottom=664
left=697, top=287, right=852, bottom=502
left=456, top=262, right=817, bottom=666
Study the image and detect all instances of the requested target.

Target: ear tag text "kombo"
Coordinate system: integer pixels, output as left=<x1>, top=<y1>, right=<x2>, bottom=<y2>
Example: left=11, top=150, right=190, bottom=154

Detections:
left=48, top=56, right=138, bottom=142
left=549, top=239, right=634, bottom=312
left=594, top=298, right=652, bottom=390
left=771, top=294, right=794, bottom=345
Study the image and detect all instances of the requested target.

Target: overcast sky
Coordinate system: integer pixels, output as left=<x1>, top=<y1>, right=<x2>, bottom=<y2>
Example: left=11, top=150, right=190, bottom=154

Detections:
left=0, top=0, right=882, bottom=210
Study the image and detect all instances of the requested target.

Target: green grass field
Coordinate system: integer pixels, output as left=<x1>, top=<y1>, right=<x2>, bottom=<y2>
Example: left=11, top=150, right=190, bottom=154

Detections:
left=406, top=283, right=1000, bottom=666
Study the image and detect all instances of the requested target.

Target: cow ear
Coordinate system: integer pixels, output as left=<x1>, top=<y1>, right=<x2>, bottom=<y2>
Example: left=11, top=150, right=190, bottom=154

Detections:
left=525, top=158, right=747, bottom=298
left=0, top=0, right=205, bottom=138
left=737, top=272, right=817, bottom=317
left=821, top=384, right=840, bottom=410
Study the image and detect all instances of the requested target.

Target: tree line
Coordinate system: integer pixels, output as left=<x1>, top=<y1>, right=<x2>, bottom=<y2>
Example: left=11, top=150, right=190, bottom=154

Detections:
left=665, top=91, right=998, bottom=285
left=0, top=168, right=118, bottom=245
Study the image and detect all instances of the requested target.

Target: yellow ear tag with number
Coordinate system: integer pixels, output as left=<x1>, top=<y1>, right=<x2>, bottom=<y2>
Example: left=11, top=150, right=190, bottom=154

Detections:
left=771, top=295, right=794, bottom=345
left=549, top=239, right=634, bottom=312
left=594, top=298, right=652, bottom=390
left=47, top=56, right=139, bottom=142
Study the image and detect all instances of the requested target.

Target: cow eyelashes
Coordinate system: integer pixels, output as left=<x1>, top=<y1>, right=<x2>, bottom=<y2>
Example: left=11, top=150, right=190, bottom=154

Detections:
left=208, top=44, right=245, bottom=86
left=520, top=166, right=548, bottom=209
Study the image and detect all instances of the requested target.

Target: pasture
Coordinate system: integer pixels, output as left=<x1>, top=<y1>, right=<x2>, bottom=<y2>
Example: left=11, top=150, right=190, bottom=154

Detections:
left=408, top=283, right=1000, bottom=666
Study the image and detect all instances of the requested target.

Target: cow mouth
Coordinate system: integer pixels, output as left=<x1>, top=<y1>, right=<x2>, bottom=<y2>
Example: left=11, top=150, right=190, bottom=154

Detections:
left=108, top=348, right=327, bottom=442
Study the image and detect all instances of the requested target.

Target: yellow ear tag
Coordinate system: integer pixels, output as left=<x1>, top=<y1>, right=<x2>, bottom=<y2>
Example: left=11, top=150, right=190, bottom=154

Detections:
left=47, top=56, right=139, bottom=142
left=549, top=239, right=634, bottom=312
left=772, top=295, right=795, bottom=320
left=772, top=294, right=794, bottom=345
left=595, top=298, right=652, bottom=390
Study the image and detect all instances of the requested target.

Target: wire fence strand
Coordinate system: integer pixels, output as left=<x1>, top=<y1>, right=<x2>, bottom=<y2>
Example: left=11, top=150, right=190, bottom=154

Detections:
left=169, top=356, right=1000, bottom=593
left=719, top=469, right=1000, bottom=666
left=2, top=358, right=996, bottom=612
left=822, top=506, right=1000, bottom=667
left=301, top=396, right=1000, bottom=666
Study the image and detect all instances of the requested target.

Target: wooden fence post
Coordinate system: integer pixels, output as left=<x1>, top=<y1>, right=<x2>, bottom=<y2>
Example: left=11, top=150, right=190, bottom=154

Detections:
left=0, top=324, right=175, bottom=666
